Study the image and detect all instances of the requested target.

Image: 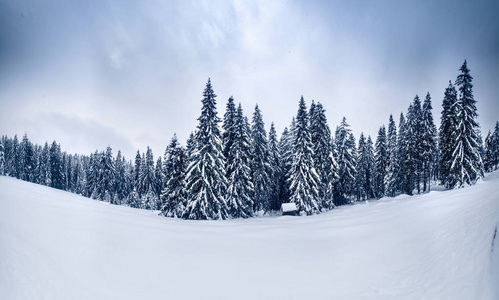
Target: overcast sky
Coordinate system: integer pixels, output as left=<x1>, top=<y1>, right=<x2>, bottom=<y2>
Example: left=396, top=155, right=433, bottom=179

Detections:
left=1, top=0, right=498, bottom=160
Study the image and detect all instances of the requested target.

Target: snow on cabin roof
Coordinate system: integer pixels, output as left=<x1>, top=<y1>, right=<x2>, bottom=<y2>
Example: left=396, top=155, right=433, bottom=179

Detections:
left=281, top=203, right=297, bottom=212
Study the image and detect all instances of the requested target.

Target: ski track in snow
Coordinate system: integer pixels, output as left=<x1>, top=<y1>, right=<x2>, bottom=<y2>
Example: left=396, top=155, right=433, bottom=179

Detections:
left=1, top=171, right=499, bottom=299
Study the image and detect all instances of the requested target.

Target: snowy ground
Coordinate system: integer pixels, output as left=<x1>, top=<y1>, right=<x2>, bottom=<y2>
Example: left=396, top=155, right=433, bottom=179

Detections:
left=1, top=172, right=498, bottom=300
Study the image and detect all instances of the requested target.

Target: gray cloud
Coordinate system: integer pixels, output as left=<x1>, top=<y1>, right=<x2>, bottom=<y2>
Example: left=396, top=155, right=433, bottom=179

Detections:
left=1, top=0, right=498, bottom=159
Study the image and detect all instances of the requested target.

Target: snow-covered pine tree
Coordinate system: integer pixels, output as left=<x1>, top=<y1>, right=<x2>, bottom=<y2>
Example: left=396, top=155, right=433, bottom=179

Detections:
left=310, top=101, right=338, bottom=210
left=251, top=104, right=271, bottom=214
left=334, top=117, right=357, bottom=205
left=114, top=150, right=126, bottom=205
left=385, top=115, right=398, bottom=197
left=493, top=122, right=499, bottom=169
left=183, top=79, right=228, bottom=220
left=288, top=96, right=320, bottom=215
left=61, top=153, right=68, bottom=191
left=11, top=135, right=21, bottom=179
left=154, top=156, right=163, bottom=208
left=98, top=146, right=115, bottom=202
left=356, top=134, right=376, bottom=200
left=127, top=188, right=141, bottom=208
left=0, top=140, right=4, bottom=175
left=484, top=130, right=494, bottom=172
left=133, top=150, right=142, bottom=196
left=375, top=126, right=388, bottom=198
left=140, top=147, right=157, bottom=209
left=396, top=113, right=410, bottom=194
left=161, top=134, right=187, bottom=218
left=268, top=122, right=282, bottom=211
left=185, top=132, right=196, bottom=160
left=421, top=92, right=437, bottom=191
left=73, top=155, right=85, bottom=196
left=49, top=141, right=64, bottom=190
left=66, top=154, right=73, bottom=192
left=278, top=126, right=292, bottom=206
left=20, top=134, right=36, bottom=182
left=405, top=95, right=424, bottom=194
left=366, top=136, right=376, bottom=199
left=226, top=103, right=254, bottom=218
left=223, top=96, right=237, bottom=168
left=86, top=150, right=100, bottom=198
left=439, top=81, right=457, bottom=187
left=40, top=142, right=51, bottom=186
left=356, top=133, right=367, bottom=200
left=449, top=60, right=484, bottom=187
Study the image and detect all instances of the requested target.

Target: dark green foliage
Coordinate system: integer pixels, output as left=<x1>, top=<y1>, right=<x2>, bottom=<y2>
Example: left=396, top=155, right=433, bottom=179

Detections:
left=161, top=134, right=187, bottom=218
left=310, top=101, right=338, bottom=210
left=268, top=122, right=282, bottom=211
left=183, top=79, right=228, bottom=220
left=449, top=60, right=484, bottom=187
left=439, top=81, right=457, bottom=187
left=49, top=141, right=64, bottom=190
left=226, top=104, right=254, bottom=218
left=334, top=117, right=357, bottom=205
left=375, top=126, right=388, bottom=198
left=251, top=104, right=271, bottom=213
left=288, top=96, right=320, bottom=215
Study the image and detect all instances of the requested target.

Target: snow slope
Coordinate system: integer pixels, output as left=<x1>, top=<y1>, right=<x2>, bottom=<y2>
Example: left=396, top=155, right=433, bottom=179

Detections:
left=1, top=172, right=498, bottom=300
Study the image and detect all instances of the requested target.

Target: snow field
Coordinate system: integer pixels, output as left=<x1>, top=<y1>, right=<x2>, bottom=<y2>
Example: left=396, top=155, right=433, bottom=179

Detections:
left=1, top=171, right=498, bottom=299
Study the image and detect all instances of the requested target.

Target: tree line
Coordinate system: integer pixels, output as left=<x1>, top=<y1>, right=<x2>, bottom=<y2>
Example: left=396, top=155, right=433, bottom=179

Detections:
left=1, top=60, right=498, bottom=219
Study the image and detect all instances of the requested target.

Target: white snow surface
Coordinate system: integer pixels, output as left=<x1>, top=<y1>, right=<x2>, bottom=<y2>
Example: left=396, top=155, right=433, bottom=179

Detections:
left=1, top=171, right=499, bottom=300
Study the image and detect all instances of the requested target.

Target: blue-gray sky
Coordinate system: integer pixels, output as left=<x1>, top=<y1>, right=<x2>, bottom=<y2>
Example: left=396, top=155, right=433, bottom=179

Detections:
left=1, top=0, right=498, bottom=159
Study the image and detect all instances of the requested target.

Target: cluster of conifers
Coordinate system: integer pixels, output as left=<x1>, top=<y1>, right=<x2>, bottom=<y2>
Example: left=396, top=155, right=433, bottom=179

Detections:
left=1, top=60, right=498, bottom=219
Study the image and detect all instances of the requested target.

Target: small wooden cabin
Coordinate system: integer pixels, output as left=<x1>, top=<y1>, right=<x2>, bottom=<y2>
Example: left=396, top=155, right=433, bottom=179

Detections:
left=281, top=203, right=298, bottom=216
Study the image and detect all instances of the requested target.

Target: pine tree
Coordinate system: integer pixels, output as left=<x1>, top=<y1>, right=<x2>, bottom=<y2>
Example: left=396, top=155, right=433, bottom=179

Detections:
left=39, top=142, right=51, bottom=186
left=310, top=101, right=338, bottom=210
left=397, top=113, right=410, bottom=194
left=385, top=115, right=398, bottom=197
left=154, top=156, right=163, bottom=209
left=61, top=153, right=68, bottom=191
left=222, top=96, right=237, bottom=166
left=405, top=95, right=424, bottom=194
left=185, top=132, right=196, bottom=160
left=421, top=92, right=437, bottom=191
left=334, top=117, right=357, bottom=205
left=114, top=151, right=126, bottom=205
left=134, top=150, right=142, bottom=196
left=484, top=130, right=494, bottom=172
left=493, top=122, right=499, bottom=169
left=140, top=147, right=157, bottom=209
left=226, top=103, right=254, bottom=218
left=127, top=188, right=141, bottom=208
left=161, top=134, right=187, bottom=218
left=98, top=146, right=115, bottom=202
left=20, top=134, right=36, bottom=182
left=278, top=126, right=292, bottom=206
left=73, top=155, right=85, bottom=195
left=374, top=126, right=388, bottom=198
left=251, top=104, right=271, bottom=214
left=66, top=154, right=73, bottom=192
left=183, top=79, right=228, bottom=220
left=288, top=96, right=320, bottom=215
left=449, top=60, right=484, bottom=187
left=0, top=141, right=4, bottom=175
left=268, top=122, right=282, bottom=211
left=49, top=141, right=64, bottom=190
left=86, top=150, right=100, bottom=198
left=439, top=81, right=458, bottom=187
left=11, top=135, right=21, bottom=179
left=356, top=134, right=376, bottom=200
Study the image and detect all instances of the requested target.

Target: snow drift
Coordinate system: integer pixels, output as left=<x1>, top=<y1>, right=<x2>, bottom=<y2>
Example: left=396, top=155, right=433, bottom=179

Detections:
left=1, top=171, right=498, bottom=299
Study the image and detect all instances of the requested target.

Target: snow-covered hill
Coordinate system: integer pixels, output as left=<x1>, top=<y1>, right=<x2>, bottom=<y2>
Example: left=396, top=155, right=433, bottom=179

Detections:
left=1, top=172, right=498, bottom=300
